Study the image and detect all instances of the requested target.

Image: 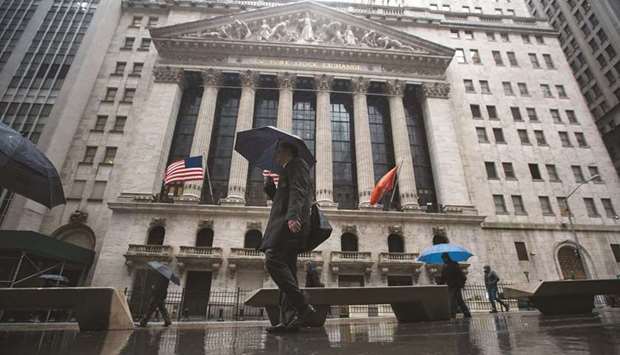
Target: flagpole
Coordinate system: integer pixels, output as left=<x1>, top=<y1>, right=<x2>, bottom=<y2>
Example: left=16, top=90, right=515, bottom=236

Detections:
left=202, top=155, right=215, bottom=203
left=388, top=160, right=404, bottom=210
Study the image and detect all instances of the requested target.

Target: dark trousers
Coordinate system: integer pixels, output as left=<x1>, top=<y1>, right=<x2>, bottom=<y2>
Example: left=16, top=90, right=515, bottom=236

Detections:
left=265, top=248, right=306, bottom=324
left=141, top=297, right=171, bottom=325
left=449, top=287, right=471, bottom=318
left=487, top=286, right=509, bottom=311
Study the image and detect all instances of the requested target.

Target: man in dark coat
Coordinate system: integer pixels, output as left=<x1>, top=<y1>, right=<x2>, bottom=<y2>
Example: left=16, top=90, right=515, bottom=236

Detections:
left=484, top=265, right=509, bottom=313
left=139, top=271, right=171, bottom=327
left=260, top=141, right=315, bottom=333
left=439, top=252, right=471, bottom=319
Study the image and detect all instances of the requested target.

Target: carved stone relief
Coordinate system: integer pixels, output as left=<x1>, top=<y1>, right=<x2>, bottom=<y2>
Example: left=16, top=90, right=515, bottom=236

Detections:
left=422, top=82, right=451, bottom=99
left=153, top=66, right=184, bottom=84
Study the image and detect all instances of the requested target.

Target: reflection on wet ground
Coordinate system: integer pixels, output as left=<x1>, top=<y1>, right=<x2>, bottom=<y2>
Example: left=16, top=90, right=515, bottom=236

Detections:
left=2, top=309, right=620, bottom=355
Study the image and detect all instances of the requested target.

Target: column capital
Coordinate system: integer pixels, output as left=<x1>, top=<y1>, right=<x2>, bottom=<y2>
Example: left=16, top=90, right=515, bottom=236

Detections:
left=314, top=74, right=333, bottom=91
left=351, top=76, right=369, bottom=94
left=276, top=72, right=297, bottom=90
left=421, top=82, right=450, bottom=99
left=153, top=66, right=184, bottom=85
left=201, top=68, right=222, bottom=87
left=386, top=79, right=405, bottom=97
left=239, top=70, right=259, bottom=88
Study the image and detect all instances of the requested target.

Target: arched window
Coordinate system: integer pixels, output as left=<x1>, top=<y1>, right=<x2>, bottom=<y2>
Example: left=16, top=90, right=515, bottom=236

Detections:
left=388, top=234, right=404, bottom=253
left=147, top=226, right=165, bottom=245
left=341, top=233, right=358, bottom=252
left=558, top=245, right=587, bottom=280
left=196, top=228, right=214, bottom=247
left=244, top=230, right=262, bottom=249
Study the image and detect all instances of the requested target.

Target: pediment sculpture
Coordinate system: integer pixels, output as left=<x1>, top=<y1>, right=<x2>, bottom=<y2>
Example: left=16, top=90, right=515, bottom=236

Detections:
left=182, top=12, right=424, bottom=53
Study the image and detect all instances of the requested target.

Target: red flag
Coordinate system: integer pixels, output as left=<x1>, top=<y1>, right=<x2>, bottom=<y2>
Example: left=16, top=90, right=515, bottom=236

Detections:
left=370, top=166, right=397, bottom=205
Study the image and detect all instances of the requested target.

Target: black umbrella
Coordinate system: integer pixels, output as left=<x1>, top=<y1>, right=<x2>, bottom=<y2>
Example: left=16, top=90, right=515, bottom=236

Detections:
left=0, top=122, right=65, bottom=208
left=147, top=261, right=180, bottom=285
left=234, top=126, right=315, bottom=173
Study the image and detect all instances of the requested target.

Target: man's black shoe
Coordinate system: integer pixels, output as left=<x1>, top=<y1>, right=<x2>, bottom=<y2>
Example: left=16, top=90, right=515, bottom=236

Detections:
left=288, top=305, right=316, bottom=328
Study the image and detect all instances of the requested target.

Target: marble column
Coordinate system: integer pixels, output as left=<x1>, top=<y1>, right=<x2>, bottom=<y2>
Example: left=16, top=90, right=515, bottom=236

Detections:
left=386, top=80, right=419, bottom=211
left=352, top=77, right=376, bottom=208
left=314, top=74, right=337, bottom=208
left=120, top=66, right=185, bottom=198
left=276, top=72, right=295, bottom=132
left=420, top=82, right=475, bottom=214
left=182, top=69, right=222, bottom=200
left=224, top=70, right=258, bottom=204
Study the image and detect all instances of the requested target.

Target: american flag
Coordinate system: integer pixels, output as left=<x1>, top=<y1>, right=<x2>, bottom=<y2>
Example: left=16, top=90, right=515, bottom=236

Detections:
left=262, top=170, right=279, bottom=186
left=164, top=156, right=204, bottom=185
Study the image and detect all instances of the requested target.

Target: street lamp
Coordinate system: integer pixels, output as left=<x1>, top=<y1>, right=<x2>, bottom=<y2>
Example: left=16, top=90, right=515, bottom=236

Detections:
left=565, top=174, right=600, bottom=279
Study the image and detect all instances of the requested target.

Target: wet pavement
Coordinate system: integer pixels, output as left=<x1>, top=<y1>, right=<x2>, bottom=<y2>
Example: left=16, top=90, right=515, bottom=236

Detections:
left=2, top=309, right=620, bottom=355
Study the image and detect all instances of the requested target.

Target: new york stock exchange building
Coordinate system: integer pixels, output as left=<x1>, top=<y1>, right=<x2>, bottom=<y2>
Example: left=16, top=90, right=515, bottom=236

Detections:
left=5, top=0, right=620, bottom=319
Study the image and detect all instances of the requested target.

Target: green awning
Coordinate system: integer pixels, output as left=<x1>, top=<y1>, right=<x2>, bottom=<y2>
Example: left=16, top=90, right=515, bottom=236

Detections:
left=0, top=230, right=94, bottom=265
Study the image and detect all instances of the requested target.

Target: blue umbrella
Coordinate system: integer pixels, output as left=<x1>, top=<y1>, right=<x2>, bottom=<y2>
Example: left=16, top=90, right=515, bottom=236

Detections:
left=0, top=122, right=65, bottom=208
left=234, top=126, right=315, bottom=173
left=147, top=261, right=180, bottom=285
left=418, top=243, right=473, bottom=264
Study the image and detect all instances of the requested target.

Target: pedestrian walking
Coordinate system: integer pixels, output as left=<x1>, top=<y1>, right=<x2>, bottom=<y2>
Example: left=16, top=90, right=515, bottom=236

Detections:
left=438, top=252, right=472, bottom=319
left=139, top=271, right=171, bottom=327
left=260, top=141, right=315, bottom=333
left=484, top=265, right=510, bottom=313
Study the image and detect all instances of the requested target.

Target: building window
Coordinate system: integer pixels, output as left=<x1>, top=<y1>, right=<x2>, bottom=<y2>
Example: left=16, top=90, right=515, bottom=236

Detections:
left=122, top=37, right=135, bottom=50
left=511, top=107, right=523, bottom=121
left=485, top=162, right=499, bottom=179
left=611, top=244, right=620, bottom=262
left=147, top=16, right=159, bottom=28
left=602, top=199, right=617, bottom=218
left=486, top=32, right=496, bottom=41
left=476, top=127, right=489, bottom=143
left=518, top=129, right=530, bottom=145
left=464, top=79, right=475, bottom=93
left=69, top=180, right=86, bottom=199
left=503, top=82, right=514, bottom=96
left=597, top=54, right=608, bottom=68
left=90, top=181, right=107, bottom=201
left=103, top=88, right=117, bottom=102
left=442, top=4, right=451, bottom=12
left=455, top=49, right=467, bottom=64
left=493, top=51, right=504, bottom=66
left=557, top=197, right=570, bottom=216
left=368, top=96, right=395, bottom=186
left=559, top=131, right=572, bottom=147
left=341, top=233, right=358, bottom=252
left=535, top=35, right=545, bottom=44
left=470, top=104, right=482, bottom=119
left=512, top=195, right=527, bottom=215
left=474, top=7, right=482, bottom=14
left=566, top=110, right=578, bottom=124
left=507, top=52, right=518, bottom=66
left=529, top=163, right=542, bottom=180
left=606, top=71, right=617, bottom=85
left=480, top=80, right=491, bottom=94
left=131, top=16, right=142, bottom=28
left=113, top=62, right=126, bottom=75
left=493, top=128, right=506, bottom=144
left=542, top=54, right=555, bottom=69
left=522, top=34, right=531, bottom=44
left=526, top=107, right=538, bottom=121
left=102, top=147, right=117, bottom=165
left=331, top=93, right=357, bottom=209
left=500, top=33, right=510, bottom=42
left=556, top=85, right=567, bottom=98
left=487, top=106, right=498, bottom=120
left=541, top=84, right=553, bottom=98
left=462, top=5, right=470, bottom=13
left=82, top=146, right=97, bottom=164
left=575, top=132, right=588, bottom=147
left=131, top=62, right=143, bottom=76
left=587, top=166, right=601, bottom=182
left=502, top=162, right=516, bottom=180
left=430, top=4, right=438, bottom=11
left=550, top=109, right=562, bottom=123
left=112, top=116, right=127, bottom=132
left=494, top=195, right=508, bottom=214
left=534, top=130, right=547, bottom=146
left=539, top=196, right=554, bottom=215
left=605, top=45, right=617, bottom=59
left=470, top=49, right=481, bottom=64
left=572, top=165, right=585, bottom=183
left=122, top=88, right=136, bottom=103
left=514, top=242, right=529, bottom=261
left=546, top=164, right=560, bottom=182
left=495, top=8, right=503, bottom=15
left=464, top=31, right=474, bottom=40
left=529, top=53, right=541, bottom=68
left=589, top=38, right=599, bottom=52
left=506, top=9, right=515, bottom=16
left=93, top=116, right=107, bottom=132
left=139, top=38, right=151, bottom=51
left=584, top=198, right=600, bottom=217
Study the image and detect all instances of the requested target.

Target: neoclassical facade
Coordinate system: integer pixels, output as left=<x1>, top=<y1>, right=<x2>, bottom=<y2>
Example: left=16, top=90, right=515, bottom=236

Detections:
left=5, top=0, right=620, bottom=312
